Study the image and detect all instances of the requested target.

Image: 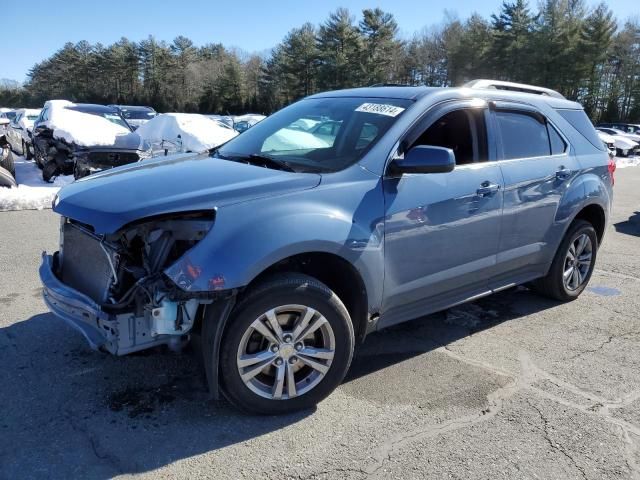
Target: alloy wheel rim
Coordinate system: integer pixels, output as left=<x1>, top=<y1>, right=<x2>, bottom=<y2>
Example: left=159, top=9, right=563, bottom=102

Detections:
left=236, top=304, right=336, bottom=400
left=563, top=233, right=593, bottom=291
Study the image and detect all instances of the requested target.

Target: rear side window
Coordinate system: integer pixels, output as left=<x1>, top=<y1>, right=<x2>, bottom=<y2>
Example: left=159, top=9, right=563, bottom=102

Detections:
left=548, top=124, right=566, bottom=155
left=495, top=111, right=550, bottom=159
left=556, top=109, right=604, bottom=151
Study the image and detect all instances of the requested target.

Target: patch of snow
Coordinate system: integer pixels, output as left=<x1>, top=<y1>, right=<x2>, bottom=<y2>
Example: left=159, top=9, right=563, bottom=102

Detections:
left=43, top=100, right=134, bottom=147
left=0, top=156, right=73, bottom=211
left=136, top=113, right=238, bottom=154
left=615, top=156, right=640, bottom=169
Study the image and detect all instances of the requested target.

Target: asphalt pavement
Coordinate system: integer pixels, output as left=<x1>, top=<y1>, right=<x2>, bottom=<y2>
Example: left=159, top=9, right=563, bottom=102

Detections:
left=1, top=167, right=639, bottom=479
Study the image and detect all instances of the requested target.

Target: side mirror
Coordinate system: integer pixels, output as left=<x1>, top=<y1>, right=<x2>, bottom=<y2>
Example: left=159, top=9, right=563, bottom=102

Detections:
left=389, top=145, right=455, bottom=176
left=0, top=118, right=9, bottom=126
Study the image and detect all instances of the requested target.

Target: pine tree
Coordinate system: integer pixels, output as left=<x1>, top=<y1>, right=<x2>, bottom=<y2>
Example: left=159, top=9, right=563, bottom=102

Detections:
left=489, top=0, right=536, bottom=81
left=359, top=8, right=400, bottom=85
left=316, top=8, right=363, bottom=90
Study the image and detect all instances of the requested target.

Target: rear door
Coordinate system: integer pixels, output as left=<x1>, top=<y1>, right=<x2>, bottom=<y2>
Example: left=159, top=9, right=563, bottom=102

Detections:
left=489, top=101, right=579, bottom=287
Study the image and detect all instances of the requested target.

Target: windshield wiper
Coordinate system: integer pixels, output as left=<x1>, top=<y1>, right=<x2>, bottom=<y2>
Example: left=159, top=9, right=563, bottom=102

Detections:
left=218, top=152, right=296, bottom=172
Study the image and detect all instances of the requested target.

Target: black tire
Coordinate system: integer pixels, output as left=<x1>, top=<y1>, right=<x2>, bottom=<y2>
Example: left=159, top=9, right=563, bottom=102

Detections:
left=25, top=141, right=34, bottom=160
left=530, top=220, right=598, bottom=301
left=219, top=273, right=355, bottom=415
left=34, top=152, right=44, bottom=170
left=0, top=165, right=17, bottom=188
left=42, top=161, right=58, bottom=183
left=73, top=162, right=89, bottom=180
left=0, top=148, right=15, bottom=178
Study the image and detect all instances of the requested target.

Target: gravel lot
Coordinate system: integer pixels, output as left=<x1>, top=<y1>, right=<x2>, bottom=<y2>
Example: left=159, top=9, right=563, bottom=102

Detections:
left=1, top=167, right=639, bottom=480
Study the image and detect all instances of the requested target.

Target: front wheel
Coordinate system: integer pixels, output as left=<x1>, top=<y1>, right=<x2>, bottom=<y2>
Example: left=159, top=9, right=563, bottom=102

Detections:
left=219, top=274, right=355, bottom=414
left=530, top=220, right=598, bottom=301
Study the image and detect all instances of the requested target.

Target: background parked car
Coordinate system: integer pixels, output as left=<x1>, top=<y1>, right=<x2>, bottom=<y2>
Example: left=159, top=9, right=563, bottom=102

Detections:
left=32, top=100, right=150, bottom=181
left=137, top=113, right=238, bottom=155
left=0, top=117, right=16, bottom=179
left=206, top=114, right=234, bottom=129
left=598, top=122, right=640, bottom=135
left=0, top=109, right=16, bottom=123
left=596, top=127, right=640, bottom=156
left=233, top=114, right=266, bottom=133
left=597, top=130, right=617, bottom=157
left=6, top=108, right=41, bottom=159
left=110, top=105, right=157, bottom=130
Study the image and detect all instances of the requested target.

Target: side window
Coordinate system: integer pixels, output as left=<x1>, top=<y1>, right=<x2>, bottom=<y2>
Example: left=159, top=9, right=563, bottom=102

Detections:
left=548, top=123, right=566, bottom=155
left=410, top=108, right=488, bottom=165
left=495, top=111, right=550, bottom=160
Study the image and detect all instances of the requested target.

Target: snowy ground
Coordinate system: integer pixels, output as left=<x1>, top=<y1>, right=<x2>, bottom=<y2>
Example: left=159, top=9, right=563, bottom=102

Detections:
left=0, top=153, right=638, bottom=213
left=615, top=155, right=640, bottom=169
left=0, top=156, right=73, bottom=212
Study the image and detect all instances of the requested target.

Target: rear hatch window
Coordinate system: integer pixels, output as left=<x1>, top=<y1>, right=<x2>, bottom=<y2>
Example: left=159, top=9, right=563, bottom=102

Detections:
left=556, top=109, right=604, bottom=151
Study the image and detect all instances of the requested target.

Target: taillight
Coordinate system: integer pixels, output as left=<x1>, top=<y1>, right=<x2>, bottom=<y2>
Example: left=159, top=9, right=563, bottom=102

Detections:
left=608, top=156, right=616, bottom=186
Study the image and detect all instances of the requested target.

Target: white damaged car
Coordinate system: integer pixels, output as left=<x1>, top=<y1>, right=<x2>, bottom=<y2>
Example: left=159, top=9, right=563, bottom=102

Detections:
left=596, top=128, right=639, bottom=157
left=136, top=113, right=239, bottom=156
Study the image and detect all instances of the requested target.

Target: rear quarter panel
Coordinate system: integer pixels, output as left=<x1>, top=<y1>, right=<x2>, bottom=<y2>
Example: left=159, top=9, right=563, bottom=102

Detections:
left=541, top=105, right=612, bottom=254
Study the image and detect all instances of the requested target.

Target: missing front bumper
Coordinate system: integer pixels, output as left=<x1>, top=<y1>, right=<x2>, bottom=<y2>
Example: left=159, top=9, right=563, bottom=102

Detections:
left=39, top=252, right=188, bottom=355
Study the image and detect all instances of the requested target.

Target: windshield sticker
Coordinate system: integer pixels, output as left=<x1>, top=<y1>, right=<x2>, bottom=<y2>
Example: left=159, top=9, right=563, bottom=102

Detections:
left=355, top=103, right=405, bottom=117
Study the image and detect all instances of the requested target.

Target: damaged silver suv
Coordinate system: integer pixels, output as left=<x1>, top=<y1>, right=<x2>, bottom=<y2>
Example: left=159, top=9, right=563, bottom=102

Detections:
left=41, top=80, right=614, bottom=414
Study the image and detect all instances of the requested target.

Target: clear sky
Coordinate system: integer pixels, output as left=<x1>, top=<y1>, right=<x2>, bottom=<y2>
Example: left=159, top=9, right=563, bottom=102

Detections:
left=3, top=0, right=638, bottom=83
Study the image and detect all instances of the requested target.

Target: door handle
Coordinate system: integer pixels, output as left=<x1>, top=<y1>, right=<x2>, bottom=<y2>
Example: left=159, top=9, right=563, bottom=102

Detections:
left=476, top=181, right=500, bottom=197
left=556, top=166, right=572, bottom=180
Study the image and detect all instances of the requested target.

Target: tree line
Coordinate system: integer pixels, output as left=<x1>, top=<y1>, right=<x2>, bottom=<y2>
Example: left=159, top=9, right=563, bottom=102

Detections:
left=1, top=0, right=639, bottom=122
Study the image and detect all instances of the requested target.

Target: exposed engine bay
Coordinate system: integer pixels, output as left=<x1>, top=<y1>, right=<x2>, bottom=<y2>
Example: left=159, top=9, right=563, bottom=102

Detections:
left=53, top=211, right=217, bottom=354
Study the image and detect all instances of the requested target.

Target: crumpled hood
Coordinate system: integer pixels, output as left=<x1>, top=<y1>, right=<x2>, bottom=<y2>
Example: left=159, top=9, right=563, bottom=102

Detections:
left=54, top=154, right=321, bottom=234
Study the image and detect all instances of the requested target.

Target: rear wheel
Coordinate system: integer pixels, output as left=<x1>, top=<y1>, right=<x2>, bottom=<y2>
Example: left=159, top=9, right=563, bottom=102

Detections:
left=34, top=147, right=44, bottom=169
left=25, top=141, right=34, bottom=160
left=42, top=161, right=58, bottom=183
left=530, top=220, right=598, bottom=301
left=219, top=274, right=354, bottom=414
left=0, top=147, right=15, bottom=178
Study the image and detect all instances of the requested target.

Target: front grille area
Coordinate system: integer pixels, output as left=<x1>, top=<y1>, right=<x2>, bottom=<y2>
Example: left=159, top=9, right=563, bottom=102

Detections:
left=61, top=223, right=117, bottom=303
left=88, top=151, right=139, bottom=166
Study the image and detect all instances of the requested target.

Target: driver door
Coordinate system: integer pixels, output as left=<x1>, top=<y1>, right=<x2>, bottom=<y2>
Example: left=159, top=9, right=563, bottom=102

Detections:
left=380, top=101, right=504, bottom=327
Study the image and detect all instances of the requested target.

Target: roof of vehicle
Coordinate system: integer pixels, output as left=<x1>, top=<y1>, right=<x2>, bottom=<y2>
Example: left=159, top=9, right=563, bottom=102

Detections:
left=310, top=86, right=433, bottom=100
left=308, top=84, right=581, bottom=109
left=15, top=108, right=41, bottom=114
left=111, top=105, right=156, bottom=112
left=67, top=103, right=121, bottom=114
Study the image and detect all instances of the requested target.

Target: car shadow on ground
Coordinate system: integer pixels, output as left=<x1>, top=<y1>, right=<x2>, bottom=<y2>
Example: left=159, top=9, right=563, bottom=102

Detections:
left=614, top=211, right=640, bottom=236
left=0, top=286, right=560, bottom=478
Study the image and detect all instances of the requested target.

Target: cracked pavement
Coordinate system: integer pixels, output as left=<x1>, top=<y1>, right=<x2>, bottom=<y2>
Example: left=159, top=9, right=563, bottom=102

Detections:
left=1, top=167, right=639, bottom=479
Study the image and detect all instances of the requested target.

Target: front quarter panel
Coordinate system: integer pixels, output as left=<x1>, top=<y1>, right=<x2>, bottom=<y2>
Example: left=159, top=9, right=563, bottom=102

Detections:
left=164, top=166, right=386, bottom=313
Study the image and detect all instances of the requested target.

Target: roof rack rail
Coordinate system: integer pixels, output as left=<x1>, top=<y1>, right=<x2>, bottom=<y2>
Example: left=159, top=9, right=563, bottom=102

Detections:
left=463, top=79, right=565, bottom=99
left=368, top=83, right=414, bottom=87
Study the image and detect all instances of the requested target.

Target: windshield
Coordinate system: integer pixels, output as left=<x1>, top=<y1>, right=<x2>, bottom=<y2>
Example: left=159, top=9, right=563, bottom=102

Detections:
left=70, top=106, right=131, bottom=130
left=121, top=110, right=155, bottom=120
left=216, top=97, right=412, bottom=173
